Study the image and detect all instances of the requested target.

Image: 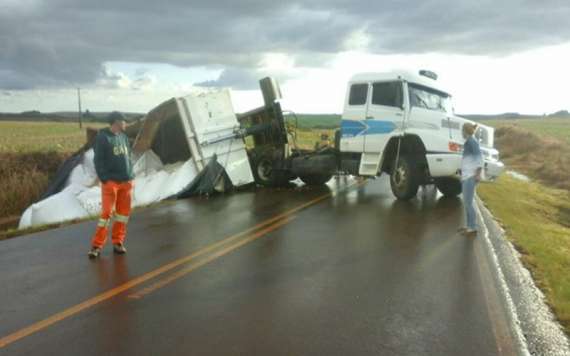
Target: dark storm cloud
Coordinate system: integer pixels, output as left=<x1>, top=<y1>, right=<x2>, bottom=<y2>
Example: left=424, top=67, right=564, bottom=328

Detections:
left=1, top=0, right=569, bottom=90
left=313, top=0, right=570, bottom=54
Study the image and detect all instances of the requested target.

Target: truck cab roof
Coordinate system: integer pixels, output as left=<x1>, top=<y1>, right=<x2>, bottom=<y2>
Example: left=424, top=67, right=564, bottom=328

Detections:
left=349, top=71, right=450, bottom=96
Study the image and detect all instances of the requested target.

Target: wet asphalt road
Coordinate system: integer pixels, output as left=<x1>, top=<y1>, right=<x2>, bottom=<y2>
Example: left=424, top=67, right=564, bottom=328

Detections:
left=0, top=176, right=518, bottom=355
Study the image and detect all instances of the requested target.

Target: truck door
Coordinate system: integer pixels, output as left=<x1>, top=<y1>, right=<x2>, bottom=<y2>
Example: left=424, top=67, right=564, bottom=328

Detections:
left=363, top=81, right=404, bottom=154
left=340, top=82, right=369, bottom=153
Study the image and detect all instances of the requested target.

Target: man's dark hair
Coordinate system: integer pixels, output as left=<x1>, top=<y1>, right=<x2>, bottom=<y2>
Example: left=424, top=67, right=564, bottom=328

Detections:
left=108, top=111, right=126, bottom=125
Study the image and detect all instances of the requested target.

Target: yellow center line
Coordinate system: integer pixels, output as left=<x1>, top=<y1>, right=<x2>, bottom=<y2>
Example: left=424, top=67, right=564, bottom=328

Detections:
left=129, top=215, right=296, bottom=299
left=0, top=183, right=357, bottom=349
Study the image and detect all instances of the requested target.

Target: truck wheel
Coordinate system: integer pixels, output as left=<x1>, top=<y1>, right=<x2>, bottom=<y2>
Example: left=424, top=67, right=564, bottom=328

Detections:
left=252, top=155, right=288, bottom=187
left=435, top=177, right=462, bottom=197
left=300, top=173, right=332, bottom=186
left=390, top=155, right=420, bottom=200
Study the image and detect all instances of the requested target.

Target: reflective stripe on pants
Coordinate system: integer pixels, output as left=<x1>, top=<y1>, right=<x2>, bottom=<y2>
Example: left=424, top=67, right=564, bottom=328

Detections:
left=97, top=218, right=110, bottom=228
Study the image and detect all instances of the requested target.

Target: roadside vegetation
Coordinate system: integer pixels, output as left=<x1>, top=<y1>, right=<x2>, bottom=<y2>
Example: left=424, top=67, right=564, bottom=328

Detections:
left=478, top=176, right=570, bottom=335
left=0, top=121, right=104, bottom=231
left=285, top=114, right=338, bottom=150
left=0, top=121, right=100, bottom=153
left=492, top=124, right=570, bottom=190
left=286, top=113, right=340, bottom=130
left=478, top=118, right=570, bottom=336
left=484, top=118, right=570, bottom=146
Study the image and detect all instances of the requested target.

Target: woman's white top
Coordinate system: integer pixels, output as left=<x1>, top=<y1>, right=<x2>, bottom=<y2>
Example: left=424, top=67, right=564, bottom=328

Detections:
left=461, top=136, right=483, bottom=181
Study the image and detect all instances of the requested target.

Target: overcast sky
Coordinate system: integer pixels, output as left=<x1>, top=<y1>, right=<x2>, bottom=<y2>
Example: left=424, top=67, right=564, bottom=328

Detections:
left=1, top=0, right=569, bottom=114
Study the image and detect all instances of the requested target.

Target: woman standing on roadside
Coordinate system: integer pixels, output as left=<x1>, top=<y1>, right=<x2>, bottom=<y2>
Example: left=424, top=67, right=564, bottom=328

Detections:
left=459, top=123, right=483, bottom=236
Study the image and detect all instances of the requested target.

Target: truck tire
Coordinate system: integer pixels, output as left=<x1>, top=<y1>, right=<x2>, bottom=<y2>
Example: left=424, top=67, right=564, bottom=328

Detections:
left=390, top=155, right=420, bottom=200
left=300, top=173, right=332, bottom=186
left=435, top=177, right=462, bottom=197
left=252, top=155, right=289, bottom=187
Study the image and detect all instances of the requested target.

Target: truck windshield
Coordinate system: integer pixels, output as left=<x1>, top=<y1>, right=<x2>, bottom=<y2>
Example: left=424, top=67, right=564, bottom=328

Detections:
left=408, top=83, right=452, bottom=113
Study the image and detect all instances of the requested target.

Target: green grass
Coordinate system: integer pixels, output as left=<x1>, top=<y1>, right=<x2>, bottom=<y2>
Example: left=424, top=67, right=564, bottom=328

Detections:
left=483, top=118, right=570, bottom=145
left=478, top=117, right=570, bottom=335
left=0, top=121, right=104, bottom=224
left=479, top=175, right=570, bottom=335
left=286, top=114, right=340, bottom=129
left=0, top=121, right=104, bottom=153
left=291, top=128, right=335, bottom=150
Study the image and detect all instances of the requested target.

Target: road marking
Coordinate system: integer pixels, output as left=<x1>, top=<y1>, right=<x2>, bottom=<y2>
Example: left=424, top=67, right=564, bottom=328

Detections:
left=128, top=215, right=295, bottom=299
left=475, top=200, right=532, bottom=355
left=473, top=206, right=519, bottom=356
left=0, top=187, right=343, bottom=349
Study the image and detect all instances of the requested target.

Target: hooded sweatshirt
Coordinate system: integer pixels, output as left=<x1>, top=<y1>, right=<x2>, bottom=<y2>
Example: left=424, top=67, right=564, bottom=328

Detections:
left=93, top=128, right=134, bottom=183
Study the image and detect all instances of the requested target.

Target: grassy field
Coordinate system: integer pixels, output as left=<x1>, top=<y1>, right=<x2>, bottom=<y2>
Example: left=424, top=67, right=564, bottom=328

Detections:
left=479, top=176, right=570, bottom=334
left=0, top=121, right=104, bottom=153
left=478, top=117, right=570, bottom=335
left=482, top=118, right=570, bottom=145
left=0, top=121, right=103, bottom=224
left=292, top=128, right=336, bottom=150
left=286, top=113, right=340, bottom=129
left=472, top=116, right=570, bottom=192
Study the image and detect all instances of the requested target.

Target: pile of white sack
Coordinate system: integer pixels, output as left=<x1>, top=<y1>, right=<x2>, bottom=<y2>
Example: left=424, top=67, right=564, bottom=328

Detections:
left=18, top=149, right=198, bottom=229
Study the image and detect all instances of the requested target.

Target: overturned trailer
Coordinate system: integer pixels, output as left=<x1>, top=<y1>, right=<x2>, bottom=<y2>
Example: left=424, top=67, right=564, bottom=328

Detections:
left=19, top=90, right=254, bottom=229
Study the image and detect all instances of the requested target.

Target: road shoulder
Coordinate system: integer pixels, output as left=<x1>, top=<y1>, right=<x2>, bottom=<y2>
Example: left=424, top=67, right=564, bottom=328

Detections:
left=477, top=197, right=570, bottom=355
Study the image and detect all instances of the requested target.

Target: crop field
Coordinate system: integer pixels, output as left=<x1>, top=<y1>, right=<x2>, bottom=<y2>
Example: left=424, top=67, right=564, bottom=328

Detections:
left=0, top=121, right=104, bottom=227
left=0, top=121, right=104, bottom=153
left=482, top=118, right=570, bottom=145
left=286, top=113, right=340, bottom=130
left=291, top=128, right=335, bottom=150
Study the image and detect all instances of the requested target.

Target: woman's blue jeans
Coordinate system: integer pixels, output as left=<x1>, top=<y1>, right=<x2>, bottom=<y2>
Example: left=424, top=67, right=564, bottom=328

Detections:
left=462, top=176, right=478, bottom=230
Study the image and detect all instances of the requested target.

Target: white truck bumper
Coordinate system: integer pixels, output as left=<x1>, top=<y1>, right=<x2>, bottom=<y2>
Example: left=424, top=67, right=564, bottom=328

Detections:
left=483, top=159, right=505, bottom=181
left=426, top=153, right=505, bottom=181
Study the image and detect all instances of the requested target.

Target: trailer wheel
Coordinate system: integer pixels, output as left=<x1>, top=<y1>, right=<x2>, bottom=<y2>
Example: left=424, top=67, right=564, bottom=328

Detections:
left=252, top=155, right=288, bottom=187
left=390, top=155, right=420, bottom=200
left=300, top=173, right=332, bottom=186
left=435, top=177, right=462, bottom=197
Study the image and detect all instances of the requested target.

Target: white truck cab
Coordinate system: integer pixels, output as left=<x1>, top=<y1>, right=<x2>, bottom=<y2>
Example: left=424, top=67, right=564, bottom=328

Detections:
left=340, top=70, right=504, bottom=199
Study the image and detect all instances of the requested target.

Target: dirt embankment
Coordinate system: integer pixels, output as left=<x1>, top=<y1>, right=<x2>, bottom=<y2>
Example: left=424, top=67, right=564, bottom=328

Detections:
left=495, top=126, right=570, bottom=190
left=0, top=152, right=69, bottom=228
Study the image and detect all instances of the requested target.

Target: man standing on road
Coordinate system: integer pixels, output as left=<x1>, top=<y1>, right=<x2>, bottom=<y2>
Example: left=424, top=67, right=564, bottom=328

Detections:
left=88, top=112, right=134, bottom=259
left=459, top=122, right=483, bottom=237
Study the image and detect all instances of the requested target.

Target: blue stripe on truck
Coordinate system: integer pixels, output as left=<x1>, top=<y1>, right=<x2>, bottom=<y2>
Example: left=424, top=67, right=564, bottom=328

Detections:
left=341, top=119, right=396, bottom=137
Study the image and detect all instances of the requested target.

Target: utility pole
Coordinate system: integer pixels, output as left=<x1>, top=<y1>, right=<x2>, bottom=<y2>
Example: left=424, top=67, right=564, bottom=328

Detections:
left=77, top=87, right=83, bottom=129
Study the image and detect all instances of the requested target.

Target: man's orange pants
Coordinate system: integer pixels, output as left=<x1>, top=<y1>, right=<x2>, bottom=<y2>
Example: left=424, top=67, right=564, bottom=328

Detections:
left=91, top=180, right=133, bottom=248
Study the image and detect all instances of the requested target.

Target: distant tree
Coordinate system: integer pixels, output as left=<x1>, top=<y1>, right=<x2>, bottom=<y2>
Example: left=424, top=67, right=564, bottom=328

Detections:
left=84, top=109, right=96, bottom=119
left=21, top=110, right=41, bottom=116
left=549, top=110, right=570, bottom=118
